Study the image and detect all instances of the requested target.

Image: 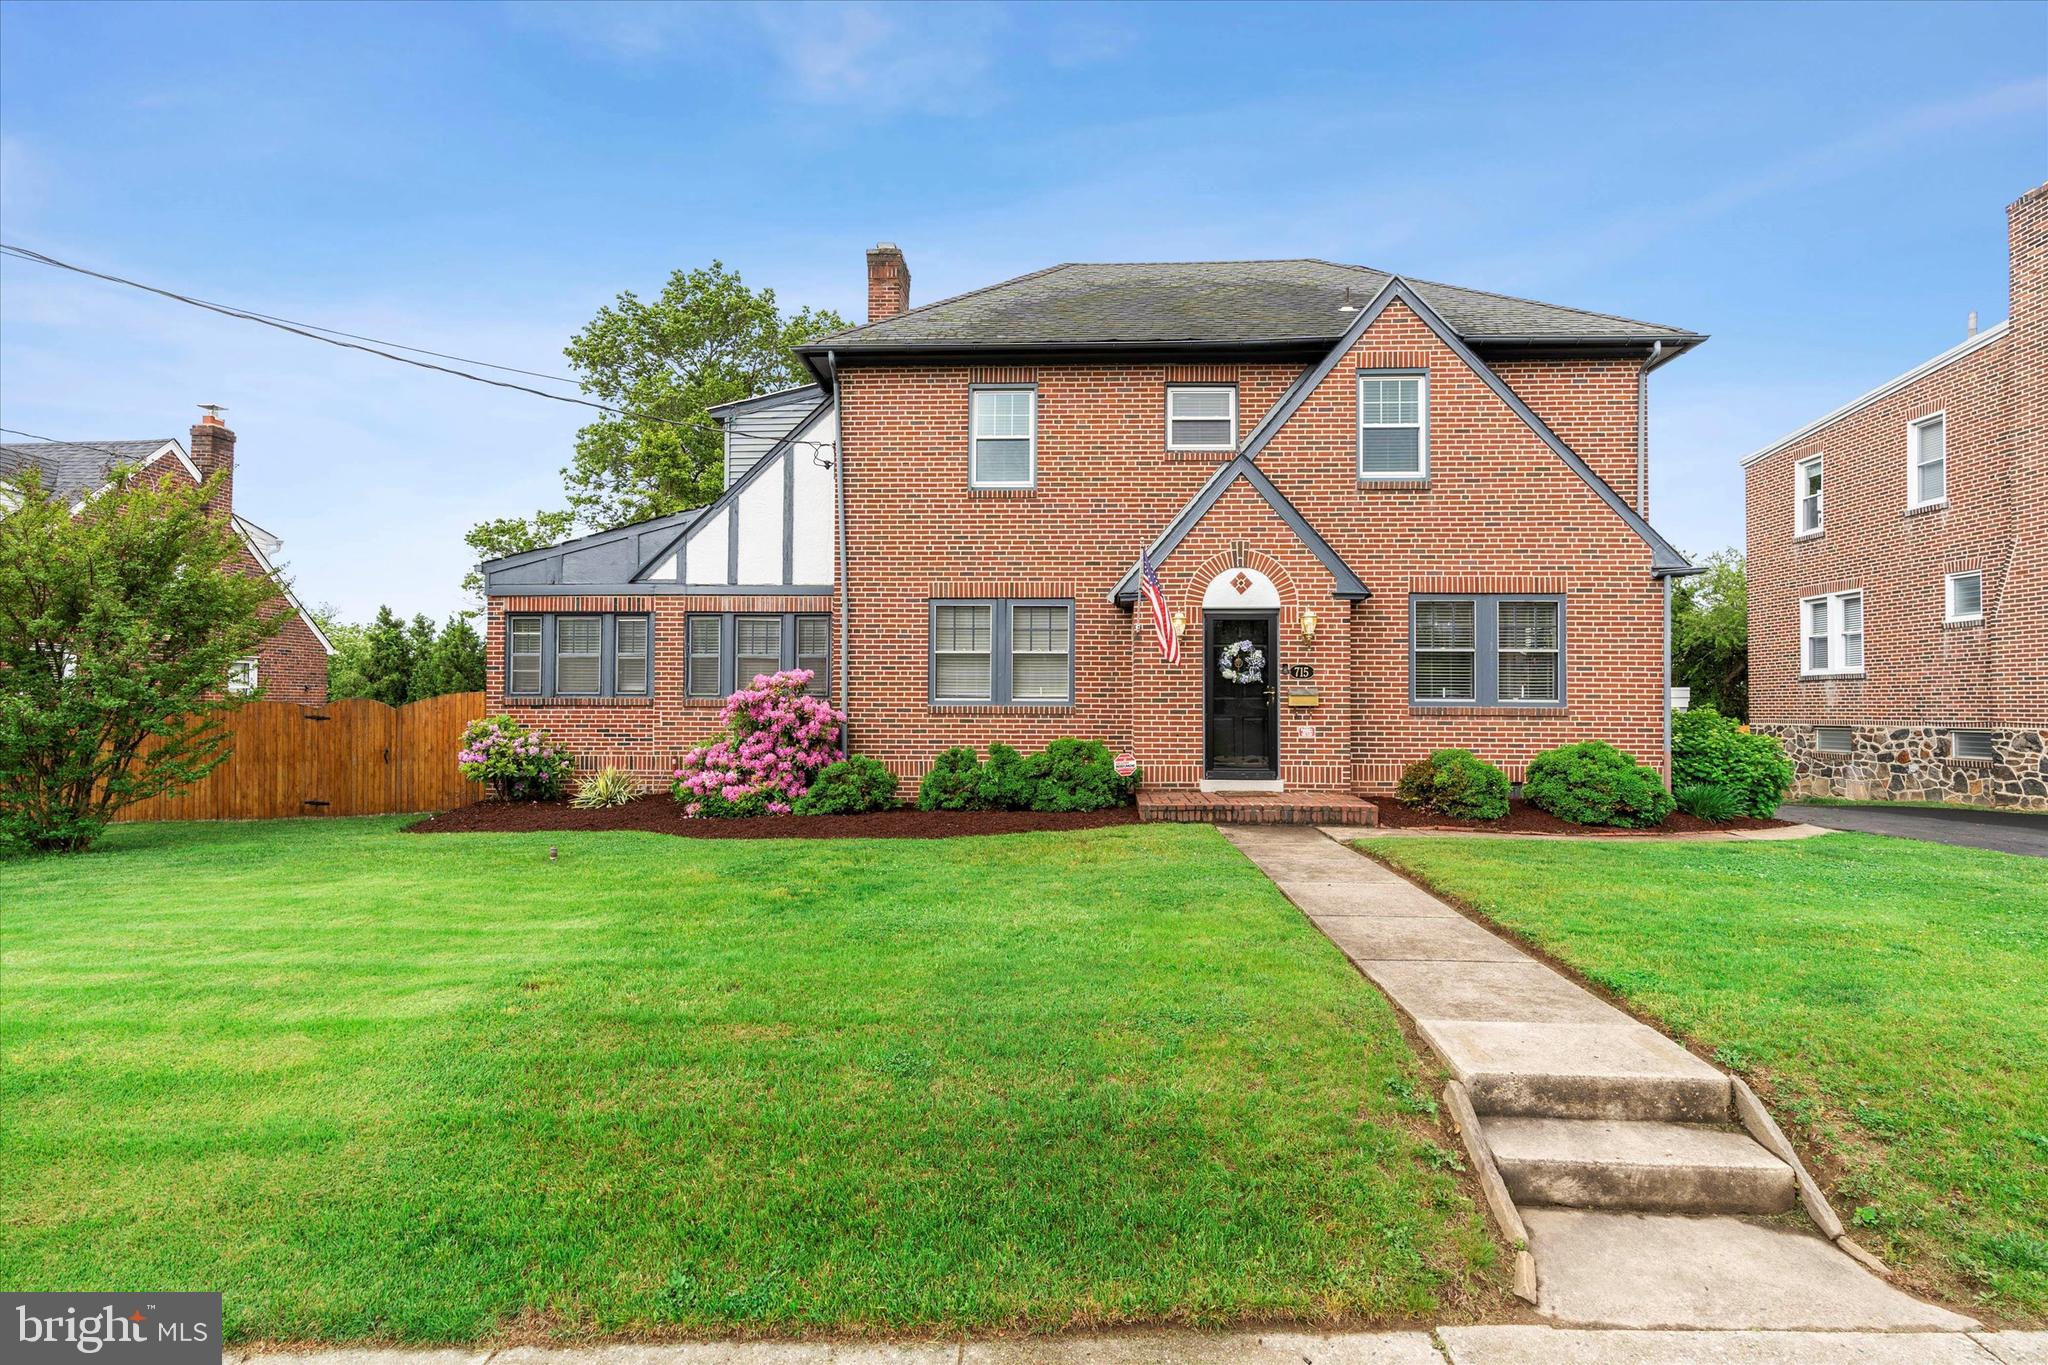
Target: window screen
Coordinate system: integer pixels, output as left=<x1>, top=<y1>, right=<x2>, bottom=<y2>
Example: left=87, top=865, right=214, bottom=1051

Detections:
left=1414, top=600, right=1476, bottom=700
left=1359, top=374, right=1425, bottom=476
left=508, top=616, right=542, bottom=695
left=555, top=616, right=602, bottom=694
left=614, top=617, right=649, bottom=695
left=1167, top=386, right=1236, bottom=450
left=934, top=605, right=994, bottom=701
left=1497, top=601, right=1560, bottom=702
left=736, top=615, right=781, bottom=688
left=686, top=616, right=722, bottom=698
left=1011, top=605, right=1071, bottom=701
left=971, top=388, right=1036, bottom=486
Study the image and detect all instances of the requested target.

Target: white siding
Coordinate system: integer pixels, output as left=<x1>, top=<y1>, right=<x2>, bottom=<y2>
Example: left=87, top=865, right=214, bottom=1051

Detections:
left=736, top=451, right=785, bottom=583
left=683, top=509, right=729, bottom=585
left=791, top=405, right=836, bottom=584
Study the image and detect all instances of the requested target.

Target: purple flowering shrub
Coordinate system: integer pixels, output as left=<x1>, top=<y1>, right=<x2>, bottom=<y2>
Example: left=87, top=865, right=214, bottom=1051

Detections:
left=457, top=714, right=573, bottom=801
left=670, top=669, right=845, bottom=817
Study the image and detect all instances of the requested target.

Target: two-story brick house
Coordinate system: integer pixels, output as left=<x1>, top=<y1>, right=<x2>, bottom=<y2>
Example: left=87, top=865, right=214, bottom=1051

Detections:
left=482, top=245, right=1707, bottom=808
left=1742, top=184, right=2046, bottom=810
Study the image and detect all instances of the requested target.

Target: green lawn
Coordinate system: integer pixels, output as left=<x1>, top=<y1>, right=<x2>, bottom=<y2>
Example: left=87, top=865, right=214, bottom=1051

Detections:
left=1356, top=831, right=2048, bottom=1321
left=1, top=819, right=1499, bottom=1343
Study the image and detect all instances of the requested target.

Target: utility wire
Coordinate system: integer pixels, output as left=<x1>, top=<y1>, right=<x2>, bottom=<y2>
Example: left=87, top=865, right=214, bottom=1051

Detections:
left=0, top=242, right=833, bottom=447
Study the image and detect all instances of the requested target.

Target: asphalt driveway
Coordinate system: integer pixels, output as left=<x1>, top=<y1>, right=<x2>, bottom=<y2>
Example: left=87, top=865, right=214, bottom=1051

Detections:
left=1781, top=803, right=2048, bottom=858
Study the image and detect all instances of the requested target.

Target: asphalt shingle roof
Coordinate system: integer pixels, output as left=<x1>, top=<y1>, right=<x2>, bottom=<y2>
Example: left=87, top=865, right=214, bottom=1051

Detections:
left=809, top=260, right=1700, bottom=350
left=0, top=439, right=178, bottom=502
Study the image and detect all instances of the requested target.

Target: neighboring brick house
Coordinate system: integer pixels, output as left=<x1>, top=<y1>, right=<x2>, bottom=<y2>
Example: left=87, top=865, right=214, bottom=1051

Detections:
left=1, top=413, right=335, bottom=701
left=1741, top=184, right=2046, bottom=811
left=482, top=244, right=1707, bottom=802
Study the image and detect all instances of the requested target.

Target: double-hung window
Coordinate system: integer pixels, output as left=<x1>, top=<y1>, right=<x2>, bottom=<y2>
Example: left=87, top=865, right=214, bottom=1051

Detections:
left=1411, top=595, right=1564, bottom=706
left=1801, top=590, right=1864, bottom=677
left=1945, top=570, right=1982, bottom=623
left=971, top=386, right=1036, bottom=487
left=1909, top=413, right=1946, bottom=507
left=686, top=616, right=722, bottom=697
left=613, top=616, right=650, bottom=695
left=1359, top=371, right=1427, bottom=478
left=1795, top=455, right=1823, bottom=536
left=684, top=611, right=832, bottom=699
left=1166, top=385, right=1236, bottom=451
left=796, top=616, right=831, bottom=695
left=735, top=615, right=782, bottom=687
left=227, top=658, right=259, bottom=696
left=931, top=599, right=1073, bottom=705
left=506, top=613, right=653, bottom=698
left=555, top=616, right=603, bottom=695
left=508, top=616, right=543, bottom=695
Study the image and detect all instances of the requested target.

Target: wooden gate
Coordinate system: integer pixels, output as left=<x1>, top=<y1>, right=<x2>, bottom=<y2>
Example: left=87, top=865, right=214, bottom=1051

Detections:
left=113, top=692, right=485, bottom=822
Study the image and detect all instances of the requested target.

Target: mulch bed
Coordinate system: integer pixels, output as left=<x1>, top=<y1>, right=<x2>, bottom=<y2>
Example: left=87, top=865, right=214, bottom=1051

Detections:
left=406, top=797, right=1141, bottom=840
left=1367, top=796, right=1790, bottom=836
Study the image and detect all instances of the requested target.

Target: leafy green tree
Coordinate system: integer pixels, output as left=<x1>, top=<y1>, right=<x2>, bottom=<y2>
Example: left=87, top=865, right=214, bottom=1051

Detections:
left=319, top=609, right=374, bottom=701
left=0, top=465, right=282, bottom=852
left=464, top=263, right=846, bottom=593
left=411, top=615, right=485, bottom=699
left=402, top=614, right=437, bottom=701
left=1672, top=548, right=1748, bottom=720
left=359, top=606, right=412, bottom=707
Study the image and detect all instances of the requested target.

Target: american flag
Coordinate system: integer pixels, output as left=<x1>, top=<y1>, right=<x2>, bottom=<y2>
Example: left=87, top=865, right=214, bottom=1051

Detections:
left=1138, top=549, right=1179, bottom=665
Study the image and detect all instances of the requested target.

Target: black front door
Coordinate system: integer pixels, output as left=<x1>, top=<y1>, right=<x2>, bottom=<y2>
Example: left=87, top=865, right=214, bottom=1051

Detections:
left=1205, top=613, right=1278, bottom=778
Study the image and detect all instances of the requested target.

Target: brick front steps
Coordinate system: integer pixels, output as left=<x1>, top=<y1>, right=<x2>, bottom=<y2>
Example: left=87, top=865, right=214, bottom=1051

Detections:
left=1137, top=789, right=1379, bottom=825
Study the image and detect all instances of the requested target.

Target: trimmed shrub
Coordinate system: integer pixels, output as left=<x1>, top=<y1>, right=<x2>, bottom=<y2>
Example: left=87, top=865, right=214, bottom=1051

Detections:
left=793, top=757, right=900, bottom=815
left=670, top=669, right=844, bottom=816
left=458, top=715, right=573, bottom=801
left=1394, top=748, right=1510, bottom=821
left=570, top=766, right=637, bottom=809
left=917, top=746, right=986, bottom=811
left=976, top=742, right=1038, bottom=810
left=1523, top=740, right=1676, bottom=828
left=1674, top=781, right=1745, bottom=823
left=1673, top=705, right=1793, bottom=818
left=1023, top=738, right=1134, bottom=812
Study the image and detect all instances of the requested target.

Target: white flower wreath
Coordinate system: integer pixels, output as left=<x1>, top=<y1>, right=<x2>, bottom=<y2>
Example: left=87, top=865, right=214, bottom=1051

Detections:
left=1218, top=639, right=1266, bottom=685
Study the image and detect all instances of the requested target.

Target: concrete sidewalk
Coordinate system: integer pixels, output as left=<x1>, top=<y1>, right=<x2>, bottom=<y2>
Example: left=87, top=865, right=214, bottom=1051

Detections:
left=233, top=1329, right=2048, bottom=1364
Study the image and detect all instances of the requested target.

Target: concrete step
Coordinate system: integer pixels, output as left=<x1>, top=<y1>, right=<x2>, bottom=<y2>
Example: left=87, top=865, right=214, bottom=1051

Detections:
left=1421, top=1020, right=1733, bottom=1122
left=1486, top=1115, right=1797, bottom=1214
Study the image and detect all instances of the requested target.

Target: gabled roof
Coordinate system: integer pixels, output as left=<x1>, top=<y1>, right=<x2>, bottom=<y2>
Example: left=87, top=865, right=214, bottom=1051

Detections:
left=0, top=438, right=192, bottom=503
left=1110, top=455, right=1371, bottom=604
left=803, top=259, right=1703, bottom=355
left=706, top=383, right=824, bottom=419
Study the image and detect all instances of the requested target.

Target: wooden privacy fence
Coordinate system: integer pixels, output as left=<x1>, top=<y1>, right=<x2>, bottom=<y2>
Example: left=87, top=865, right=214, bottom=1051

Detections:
left=115, top=692, right=485, bottom=822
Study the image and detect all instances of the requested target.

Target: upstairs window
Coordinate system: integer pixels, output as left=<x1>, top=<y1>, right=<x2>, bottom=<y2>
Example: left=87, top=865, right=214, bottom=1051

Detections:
left=1796, top=455, right=1823, bottom=536
left=1801, top=590, right=1864, bottom=677
left=971, top=387, right=1036, bottom=487
left=1909, top=413, right=1946, bottom=507
left=1945, top=571, right=1983, bottom=623
left=1359, top=372, right=1427, bottom=478
left=1166, top=386, right=1237, bottom=451
left=227, top=658, right=259, bottom=696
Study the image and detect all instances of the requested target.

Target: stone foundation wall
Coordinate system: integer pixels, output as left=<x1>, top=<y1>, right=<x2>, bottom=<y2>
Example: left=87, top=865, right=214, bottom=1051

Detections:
left=1759, top=723, right=2048, bottom=810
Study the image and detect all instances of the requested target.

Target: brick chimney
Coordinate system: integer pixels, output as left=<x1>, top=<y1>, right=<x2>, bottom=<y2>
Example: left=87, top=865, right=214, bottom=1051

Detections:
left=189, top=406, right=234, bottom=518
left=2009, top=182, right=2047, bottom=343
left=866, top=243, right=910, bottom=323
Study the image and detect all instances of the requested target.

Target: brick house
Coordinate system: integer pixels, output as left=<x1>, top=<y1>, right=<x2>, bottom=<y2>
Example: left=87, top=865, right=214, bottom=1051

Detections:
left=482, top=245, right=1708, bottom=805
left=1, top=413, right=335, bottom=701
left=1741, top=184, right=2046, bottom=811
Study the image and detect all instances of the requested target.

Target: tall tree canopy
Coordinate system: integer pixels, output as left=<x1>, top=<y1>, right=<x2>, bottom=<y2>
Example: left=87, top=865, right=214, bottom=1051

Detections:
left=465, top=263, right=846, bottom=591
left=1672, top=548, right=1749, bottom=720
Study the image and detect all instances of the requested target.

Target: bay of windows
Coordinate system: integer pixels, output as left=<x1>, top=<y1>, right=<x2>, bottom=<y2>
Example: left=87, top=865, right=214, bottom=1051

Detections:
left=505, top=613, right=653, bottom=698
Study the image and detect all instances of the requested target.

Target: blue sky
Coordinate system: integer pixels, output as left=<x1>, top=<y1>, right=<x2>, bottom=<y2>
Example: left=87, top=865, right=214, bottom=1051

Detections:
left=2, top=0, right=2043, bottom=622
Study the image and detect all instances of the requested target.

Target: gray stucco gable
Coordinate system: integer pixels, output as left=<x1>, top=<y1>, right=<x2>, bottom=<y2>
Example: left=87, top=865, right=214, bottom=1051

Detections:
left=480, top=508, right=706, bottom=593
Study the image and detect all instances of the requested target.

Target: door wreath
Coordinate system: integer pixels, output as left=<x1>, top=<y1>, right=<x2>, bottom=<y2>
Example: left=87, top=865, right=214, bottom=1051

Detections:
left=1218, top=638, right=1266, bottom=685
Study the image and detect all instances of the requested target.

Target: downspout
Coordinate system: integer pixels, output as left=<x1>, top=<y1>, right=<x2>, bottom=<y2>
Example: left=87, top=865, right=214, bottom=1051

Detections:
left=1663, top=575, right=1674, bottom=788
left=830, top=350, right=851, bottom=760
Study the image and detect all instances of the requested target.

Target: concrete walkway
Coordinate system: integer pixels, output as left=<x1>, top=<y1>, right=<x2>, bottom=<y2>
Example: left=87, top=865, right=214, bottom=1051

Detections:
left=1219, top=824, right=1977, bottom=1333
left=1781, top=802, right=2048, bottom=857
left=233, top=1329, right=2048, bottom=1364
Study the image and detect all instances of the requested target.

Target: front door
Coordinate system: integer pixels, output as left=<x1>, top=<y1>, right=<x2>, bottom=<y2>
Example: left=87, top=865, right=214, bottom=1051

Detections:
left=1204, top=613, right=1278, bottom=779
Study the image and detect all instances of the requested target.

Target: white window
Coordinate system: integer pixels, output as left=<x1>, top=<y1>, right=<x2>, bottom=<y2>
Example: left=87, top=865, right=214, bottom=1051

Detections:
left=1945, top=571, right=1983, bottom=623
left=1952, top=730, right=1995, bottom=760
left=1909, top=413, right=1946, bottom=507
left=1359, top=372, right=1427, bottom=478
left=735, top=615, right=781, bottom=688
left=971, top=387, right=1036, bottom=487
left=1815, top=726, right=1854, bottom=753
left=508, top=616, right=542, bottom=695
left=613, top=617, right=649, bottom=696
left=1795, top=455, right=1823, bottom=536
left=1413, top=599, right=1476, bottom=701
left=934, top=604, right=994, bottom=701
left=1166, top=386, right=1236, bottom=451
left=1801, top=590, right=1864, bottom=677
left=227, top=657, right=258, bottom=695
left=555, top=616, right=602, bottom=695
left=1498, top=601, right=1561, bottom=703
left=1010, top=604, right=1071, bottom=701
left=686, top=616, right=722, bottom=697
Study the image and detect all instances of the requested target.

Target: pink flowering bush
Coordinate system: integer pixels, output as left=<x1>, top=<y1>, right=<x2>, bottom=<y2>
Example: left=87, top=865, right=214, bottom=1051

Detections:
left=458, top=714, right=573, bottom=801
left=670, top=669, right=845, bottom=817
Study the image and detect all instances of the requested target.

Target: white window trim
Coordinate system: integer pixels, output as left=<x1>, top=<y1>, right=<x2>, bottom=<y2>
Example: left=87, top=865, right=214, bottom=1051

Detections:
left=1799, top=589, right=1865, bottom=678
left=1358, top=370, right=1429, bottom=480
left=227, top=657, right=259, bottom=695
left=1793, top=454, right=1824, bottom=538
left=1944, top=570, right=1984, bottom=623
left=1951, top=730, right=1996, bottom=761
left=970, top=385, right=1037, bottom=489
left=1165, top=384, right=1238, bottom=452
left=1907, top=410, right=1947, bottom=510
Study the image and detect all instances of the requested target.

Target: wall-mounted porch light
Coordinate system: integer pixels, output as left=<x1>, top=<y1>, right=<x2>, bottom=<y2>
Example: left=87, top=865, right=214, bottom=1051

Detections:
left=1170, top=610, right=1187, bottom=642
left=1298, top=607, right=1319, bottom=643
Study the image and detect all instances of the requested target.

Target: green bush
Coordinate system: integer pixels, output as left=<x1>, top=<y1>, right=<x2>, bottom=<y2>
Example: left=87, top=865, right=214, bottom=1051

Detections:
left=1674, top=781, right=1745, bottom=822
left=917, top=746, right=986, bottom=811
left=1394, top=749, right=1510, bottom=821
left=975, top=742, right=1038, bottom=810
left=691, top=788, right=775, bottom=819
left=1024, top=738, right=1135, bottom=812
left=1522, top=740, right=1675, bottom=828
left=1672, top=705, right=1793, bottom=818
left=792, top=757, right=900, bottom=815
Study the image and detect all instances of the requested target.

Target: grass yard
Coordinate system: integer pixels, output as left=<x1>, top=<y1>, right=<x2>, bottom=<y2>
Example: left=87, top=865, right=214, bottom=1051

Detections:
left=1357, top=831, right=2048, bottom=1321
left=2, top=819, right=1499, bottom=1343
